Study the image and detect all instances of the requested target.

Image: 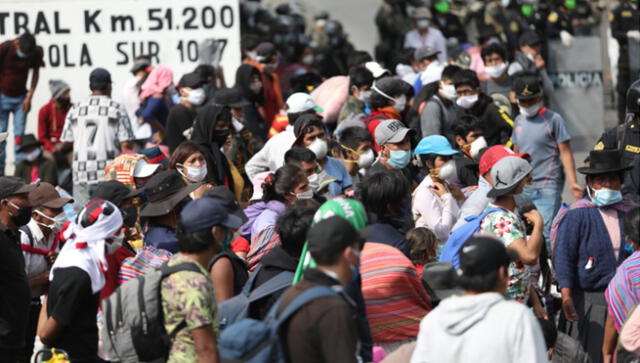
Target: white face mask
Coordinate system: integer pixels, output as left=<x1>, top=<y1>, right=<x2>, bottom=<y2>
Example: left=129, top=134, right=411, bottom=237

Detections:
left=357, top=149, right=375, bottom=169
left=232, top=117, right=244, bottom=132
left=484, top=62, right=508, bottom=79
left=469, top=136, right=488, bottom=159
left=249, top=81, right=262, bottom=94
left=292, top=188, right=314, bottom=200
left=357, top=90, right=372, bottom=102
left=525, top=52, right=535, bottom=62
left=393, top=94, right=407, bottom=111
left=417, top=19, right=430, bottom=29
left=307, top=173, right=320, bottom=192
left=308, top=138, right=328, bottom=159
left=519, top=101, right=543, bottom=118
left=456, top=94, right=478, bottom=109
left=438, top=159, right=457, bottom=180
left=35, top=210, right=67, bottom=231
left=302, top=54, right=314, bottom=65
left=24, top=148, right=41, bottom=162
left=440, top=82, right=457, bottom=100
left=106, top=231, right=124, bottom=254
left=177, top=163, right=208, bottom=182
left=185, top=88, right=206, bottom=106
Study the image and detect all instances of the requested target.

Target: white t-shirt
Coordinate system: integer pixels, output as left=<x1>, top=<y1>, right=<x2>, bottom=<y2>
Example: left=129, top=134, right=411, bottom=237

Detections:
left=61, top=94, right=134, bottom=184
left=119, top=76, right=152, bottom=140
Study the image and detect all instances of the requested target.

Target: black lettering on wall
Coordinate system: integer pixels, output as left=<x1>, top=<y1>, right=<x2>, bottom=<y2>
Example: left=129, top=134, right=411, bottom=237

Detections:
left=34, top=12, right=51, bottom=34
left=80, top=43, right=92, bottom=66
left=111, top=15, right=134, bottom=32
left=14, top=12, right=28, bottom=34
left=115, top=41, right=128, bottom=65
left=0, top=13, right=9, bottom=34
left=84, top=10, right=101, bottom=33
left=54, top=12, right=70, bottom=34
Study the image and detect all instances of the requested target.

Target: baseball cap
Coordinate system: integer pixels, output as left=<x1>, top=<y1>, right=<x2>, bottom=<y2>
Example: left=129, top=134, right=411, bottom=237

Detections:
left=286, top=92, right=324, bottom=114
left=0, top=176, right=38, bottom=199
left=313, top=198, right=368, bottom=231
left=365, top=61, right=390, bottom=79
left=414, top=135, right=460, bottom=156
left=513, top=75, right=543, bottom=100
left=487, top=156, right=533, bottom=198
left=414, top=47, right=440, bottom=62
left=214, top=88, right=250, bottom=108
left=519, top=31, right=542, bottom=47
left=293, top=113, right=324, bottom=143
left=92, top=180, right=142, bottom=206
left=307, top=215, right=364, bottom=260
left=130, top=55, right=151, bottom=73
left=139, top=146, right=169, bottom=168
left=178, top=72, right=205, bottom=89
left=478, top=145, right=529, bottom=175
left=133, top=159, right=161, bottom=178
left=179, top=197, right=243, bottom=234
left=256, top=42, right=277, bottom=63
left=458, top=235, right=518, bottom=277
left=203, top=186, right=248, bottom=224
left=89, top=67, right=112, bottom=86
left=375, top=119, right=414, bottom=146
left=29, top=182, right=72, bottom=209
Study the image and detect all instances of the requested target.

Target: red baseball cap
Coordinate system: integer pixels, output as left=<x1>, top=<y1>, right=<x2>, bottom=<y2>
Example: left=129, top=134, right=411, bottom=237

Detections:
left=478, top=145, right=529, bottom=175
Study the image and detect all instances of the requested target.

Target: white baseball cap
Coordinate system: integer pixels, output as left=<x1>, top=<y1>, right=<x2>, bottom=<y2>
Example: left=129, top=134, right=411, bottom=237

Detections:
left=365, top=61, right=390, bottom=79
left=134, top=159, right=161, bottom=178
left=286, top=92, right=324, bottom=114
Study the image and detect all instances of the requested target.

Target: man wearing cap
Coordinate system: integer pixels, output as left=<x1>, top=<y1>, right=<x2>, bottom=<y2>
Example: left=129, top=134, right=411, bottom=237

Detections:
left=364, top=77, right=413, bottom=150
left=404, top=7, right=447, bottom=63
left=508, top=31, right=554, bottom=98
left=411, top=235, right=548, bottom=363
left=245, top=92, right=322, bottom=179
left=512, top=75, right=582, bottom=241
left=141, top=170, right=203, bottom=253
left=419, top=65, right=461, bottom=141
left=478, top=156, right=544, bottom=305
left=61, top=67, right=135, bottom=210
left=119, top=55, right=152, bottom=144
left=278, top=216, right=363, bottom=363
left=292, top=114, right=352, bottom=197
left=453, top=145, right=530, bottom=230
left=163, top=197, right=242, bottom=362
left=553, top=150, right=635, bottom=363
left=368, top=119, right=415, bottom=177
left=38, top=79, right=71, bottom=154
left=14, top=133, right=57, bottom=185
left=243, top=41, right=284, bottom=124
left=412, top=46, right=444, bottom=94
left=166, top=72, right=206, bottom=152
left=0, top=176, right=37, bottom=361
left=19, top=182, right=70, bottom=361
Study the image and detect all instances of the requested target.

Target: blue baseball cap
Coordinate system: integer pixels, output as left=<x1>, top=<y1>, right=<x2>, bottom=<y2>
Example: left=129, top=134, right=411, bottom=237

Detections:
left=414, top=135, right=460, bottom=156
left=180, top=197, right=243, bottom=234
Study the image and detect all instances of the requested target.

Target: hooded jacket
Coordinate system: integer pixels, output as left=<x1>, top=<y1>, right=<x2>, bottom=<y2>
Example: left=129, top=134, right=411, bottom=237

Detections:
left=458, top=93, right=513, bottom=147
left=235, top=64, right=268, bottom=141
left=410, top=292, right=547, bottom=363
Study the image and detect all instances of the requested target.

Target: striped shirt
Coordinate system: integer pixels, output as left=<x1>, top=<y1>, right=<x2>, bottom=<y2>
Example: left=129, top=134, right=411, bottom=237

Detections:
left=605, top=251, right=640, bottom=332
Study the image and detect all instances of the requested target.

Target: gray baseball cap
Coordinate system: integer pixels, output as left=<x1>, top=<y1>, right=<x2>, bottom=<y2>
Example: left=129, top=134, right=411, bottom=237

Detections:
left=375, top=119, right=414, bottom=146
left=414, top=47, right=440, bottom=62
left=487, top=156, right=532, bottom=198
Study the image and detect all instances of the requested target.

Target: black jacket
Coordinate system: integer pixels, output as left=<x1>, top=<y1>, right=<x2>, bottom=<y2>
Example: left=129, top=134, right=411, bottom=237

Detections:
left=459, top=93, right=513, bottom=146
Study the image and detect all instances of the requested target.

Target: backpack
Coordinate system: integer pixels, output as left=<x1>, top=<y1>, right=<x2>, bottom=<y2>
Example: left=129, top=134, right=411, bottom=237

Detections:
left=218, top=264, right=294, bottom=330
left=439, top=207, right=502, bottom=268
left=100, top=262, right=203, bottom=363
left=218, top=285, right=339, bottom=363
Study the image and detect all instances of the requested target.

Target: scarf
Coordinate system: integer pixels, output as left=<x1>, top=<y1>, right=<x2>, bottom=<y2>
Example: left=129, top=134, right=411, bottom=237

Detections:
left=50, top=200, right=123, bottom=294
left=139, top=65, right=174, bottom=101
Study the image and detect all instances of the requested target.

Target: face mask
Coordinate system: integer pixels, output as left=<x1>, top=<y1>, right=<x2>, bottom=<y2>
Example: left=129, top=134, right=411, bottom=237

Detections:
left=308, top=138, right=328, bottom=159
left=307, top=173, right=320, bottom=192
left=185, top=88, right=206, bottom=106
left=6, top=200, right=32, bottom=227
left=501, top=0, right=510, bottom=7
left=16, top=49, right=27, bottom=58
left=357, top=90, right=372, bottom=102
left=525, top=52, right=535, bottom=62
left=456, top=94, right=478, bottom=109
left=249, top=81, right=263, bottom=94
left=416, top=19, right=430, bottom=29
left=437, top=160, right=457, bottom=180
left=292, top=188, right=314, bottom=200
left=393, top=94, right=407, bottom=111
left=35, top=210, right=67, bottom=231
left=122, top=205, right=138, bottom=228
left=248, top=51, right=258, bottom=61
left=590, top=187, right=623, bottom=207
left=485, top=63, right=508, bottom=79
left=24, top=148, right=41, bottom=162
left=177, top=163, right=208, bottom=183
left=469, top=136, right=487, bottom=159
left=232, top=117, right=244, bottom=132
left=106, top=230, right=124, bottom=254
left=440, top=83, right=457, bottom=100
left=519, top=101, right=543, bottom=118
left=302, top=54, right=314, bottom=65
left=388, top=149, right=411, bottom=169
left=213, top=129, right=230, bottom=146
left=57, top=97, right=71, bottom=107
left=358, top=149, right=375, bottom=169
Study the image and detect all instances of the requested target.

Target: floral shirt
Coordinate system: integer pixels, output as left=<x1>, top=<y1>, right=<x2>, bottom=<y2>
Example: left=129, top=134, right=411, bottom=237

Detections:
left=480, top=205, right=530, bottom=304
left=161, top=253, right=218, bottom=362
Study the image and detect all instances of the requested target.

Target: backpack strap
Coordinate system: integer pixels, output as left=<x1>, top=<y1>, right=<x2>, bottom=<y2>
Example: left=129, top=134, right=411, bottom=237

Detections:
left=159, top=262, right=203, bottom=277
left=272, top=286, right=339, bottom=326
left=19, top=225, right=35, bottom=247
left=240, top=264, right=263, bottom=296
left=247, top=271, right=295, bottom=302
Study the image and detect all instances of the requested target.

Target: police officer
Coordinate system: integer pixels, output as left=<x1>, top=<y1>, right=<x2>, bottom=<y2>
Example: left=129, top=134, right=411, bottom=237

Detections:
left=546, top=0, right=574, bottom=40
left=611, top=0, right=640, bottom=123
left=432, top=0, right=468, bottom=45
left=571, top=0, right=600, bottom=36
left=594, top=79, right=640, bottom=200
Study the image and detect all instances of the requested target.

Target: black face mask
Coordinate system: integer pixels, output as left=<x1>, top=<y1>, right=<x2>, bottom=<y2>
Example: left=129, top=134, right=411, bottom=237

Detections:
left=57, top=97, right=71, bottom=107
left=122, top=205, right=139, bottom=228
left=213, top=129, right=230, bottom=146
left=6, top=200, right=32, bottom=227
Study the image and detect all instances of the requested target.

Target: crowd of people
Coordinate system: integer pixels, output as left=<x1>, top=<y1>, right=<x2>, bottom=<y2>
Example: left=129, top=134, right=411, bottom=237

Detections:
left=0, top=0, right=639, bottom=362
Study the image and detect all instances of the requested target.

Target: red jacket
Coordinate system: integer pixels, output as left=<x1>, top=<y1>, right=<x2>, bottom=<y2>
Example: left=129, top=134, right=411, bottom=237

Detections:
left=244, top=59, right=284, bottom=126
left=38, top=98, right=70, bottom=152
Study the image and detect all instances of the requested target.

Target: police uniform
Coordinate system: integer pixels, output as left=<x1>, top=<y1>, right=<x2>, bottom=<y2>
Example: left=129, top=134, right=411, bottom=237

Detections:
left=611, top=1, right=640, bottom=123
left=594, top=120, right=640, bottom=199
left=434, top=12, right=468, bottom=44
left=546, top=6, right=573, bottom=39
left=572, top=0, right=599, bottom=36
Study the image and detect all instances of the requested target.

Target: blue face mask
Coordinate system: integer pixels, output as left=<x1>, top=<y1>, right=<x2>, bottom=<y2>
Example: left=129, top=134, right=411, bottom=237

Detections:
left=591, top=188, right=623, bottom=207
left=388, top=150, right=411, bottom=169
left=16, top=49, right=27, bottom=58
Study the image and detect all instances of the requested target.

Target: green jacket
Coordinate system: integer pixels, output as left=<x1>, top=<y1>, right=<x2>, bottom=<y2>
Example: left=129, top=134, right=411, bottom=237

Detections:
left=14, top=156, right=57, bottom=185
